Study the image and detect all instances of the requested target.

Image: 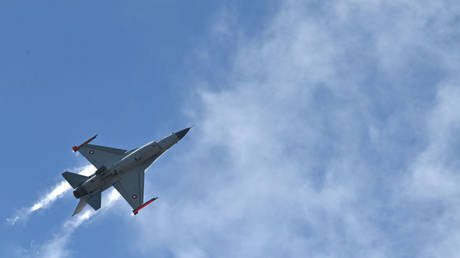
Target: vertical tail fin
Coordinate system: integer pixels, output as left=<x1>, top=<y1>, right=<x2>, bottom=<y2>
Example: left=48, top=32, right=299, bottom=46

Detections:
left=62, top=172, right=88, bottom=189
left=72, top=199, right=87, bottom=216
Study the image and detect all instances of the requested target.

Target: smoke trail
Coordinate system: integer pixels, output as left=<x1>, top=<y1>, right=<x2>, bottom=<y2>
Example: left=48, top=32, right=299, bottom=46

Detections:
left=38, top=189, right=121, bottom=258
left=6, top=165, right=96, bottom=225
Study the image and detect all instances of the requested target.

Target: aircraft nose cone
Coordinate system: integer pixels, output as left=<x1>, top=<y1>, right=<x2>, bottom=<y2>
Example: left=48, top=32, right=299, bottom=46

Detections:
left=175, top=127, right=191, bottom=140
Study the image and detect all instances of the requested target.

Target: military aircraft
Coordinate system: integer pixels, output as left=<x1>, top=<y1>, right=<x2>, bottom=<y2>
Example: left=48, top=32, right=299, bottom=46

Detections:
left=62, top=128, right=190, bottom=216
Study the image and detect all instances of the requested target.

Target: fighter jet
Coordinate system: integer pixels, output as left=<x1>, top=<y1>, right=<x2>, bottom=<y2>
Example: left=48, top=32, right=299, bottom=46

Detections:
left=62, top=128, right=190, bottom=216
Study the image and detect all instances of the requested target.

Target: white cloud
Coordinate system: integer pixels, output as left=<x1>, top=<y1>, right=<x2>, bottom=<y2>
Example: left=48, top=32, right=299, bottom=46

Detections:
left=408, top=83, right=460, bottom=258
left=11, top=1, right=453, bottom=257
left=410, top=84, right=460, bottom=198
left=131, top=0, right=460, bottom=257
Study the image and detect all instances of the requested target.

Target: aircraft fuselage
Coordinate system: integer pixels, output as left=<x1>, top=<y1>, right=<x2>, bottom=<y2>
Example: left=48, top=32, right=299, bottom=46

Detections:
left=73, top=133, right=179, bottom=199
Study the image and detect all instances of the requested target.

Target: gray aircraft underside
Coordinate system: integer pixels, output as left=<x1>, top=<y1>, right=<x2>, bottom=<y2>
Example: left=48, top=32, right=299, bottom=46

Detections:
left=62, top=128, right=190, bottom=216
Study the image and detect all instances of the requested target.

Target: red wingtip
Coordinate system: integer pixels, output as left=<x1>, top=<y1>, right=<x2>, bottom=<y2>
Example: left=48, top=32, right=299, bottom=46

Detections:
left=72, top=135, right=97, bottom=152
left=132, top=197, right=158, bottom=215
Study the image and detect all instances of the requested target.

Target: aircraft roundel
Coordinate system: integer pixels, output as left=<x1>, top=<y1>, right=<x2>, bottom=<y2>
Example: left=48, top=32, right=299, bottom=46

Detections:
left=89, top=150, right=95, bottom=155
left=131, top=194, right=137, bottom=199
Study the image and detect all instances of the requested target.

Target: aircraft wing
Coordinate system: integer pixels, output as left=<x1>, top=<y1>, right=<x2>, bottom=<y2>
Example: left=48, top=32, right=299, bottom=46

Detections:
left=74, top=137, right=127, bottom=169
left=113, top=167, right=145, bottom=209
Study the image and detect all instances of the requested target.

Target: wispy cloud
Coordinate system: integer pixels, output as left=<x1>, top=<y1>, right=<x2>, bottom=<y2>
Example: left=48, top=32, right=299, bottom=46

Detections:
left=131, top=0, right=460, bottom=257
left=408, top=83, right=460, bottom=258
left=7, top=165, right=96, bottom=225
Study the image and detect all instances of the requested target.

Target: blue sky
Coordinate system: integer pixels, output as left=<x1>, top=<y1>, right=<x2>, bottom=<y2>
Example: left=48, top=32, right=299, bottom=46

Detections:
left=1, top=0, right=460, bottom=257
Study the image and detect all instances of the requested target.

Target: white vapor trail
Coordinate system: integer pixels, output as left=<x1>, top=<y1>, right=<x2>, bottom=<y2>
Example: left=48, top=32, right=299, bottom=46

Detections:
left=6, top=165, right=96, bottom=225
left=38, top=189, right=121, bottom=258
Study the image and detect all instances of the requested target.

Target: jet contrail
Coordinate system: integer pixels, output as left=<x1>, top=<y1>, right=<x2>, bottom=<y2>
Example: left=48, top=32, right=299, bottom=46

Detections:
left=6, top=165, right=96, bottom=225
left=63, top=189, right=120, bottom=231
left=38, top=189, right=121, bottom=258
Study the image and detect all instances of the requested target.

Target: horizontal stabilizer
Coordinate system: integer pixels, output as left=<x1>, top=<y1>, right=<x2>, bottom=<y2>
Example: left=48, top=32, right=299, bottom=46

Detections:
left=62, top=172, right=88, bottom=189
left=84, top=191, right=101, bottom=211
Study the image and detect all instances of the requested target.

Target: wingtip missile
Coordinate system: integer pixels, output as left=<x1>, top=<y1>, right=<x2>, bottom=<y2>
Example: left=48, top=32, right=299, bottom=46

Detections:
left=72, top=134, right=98, bottom=152
left=133, top=197, right=158, bottom=215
